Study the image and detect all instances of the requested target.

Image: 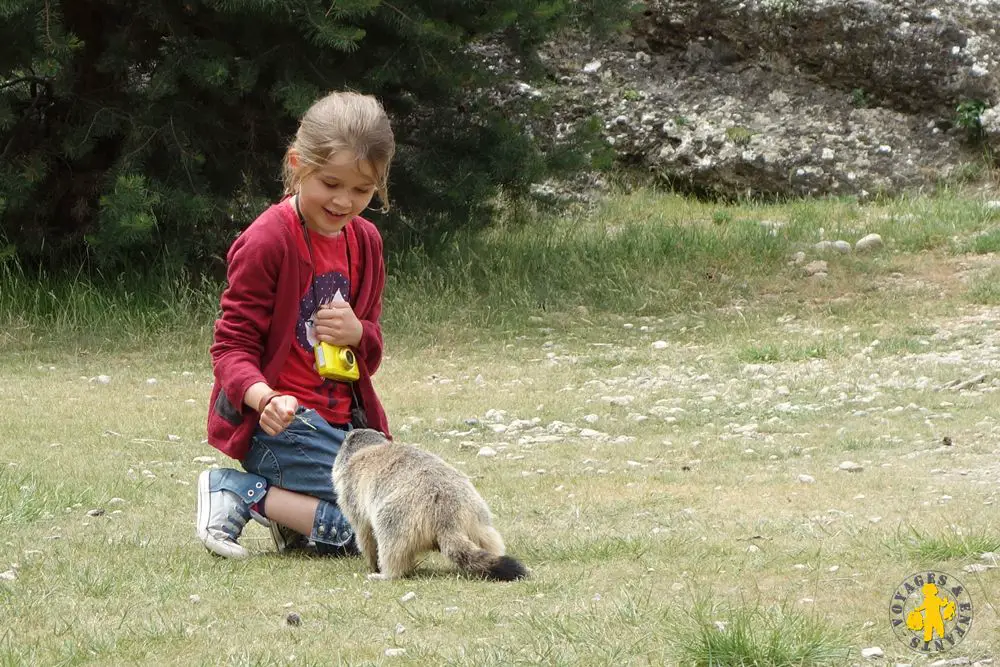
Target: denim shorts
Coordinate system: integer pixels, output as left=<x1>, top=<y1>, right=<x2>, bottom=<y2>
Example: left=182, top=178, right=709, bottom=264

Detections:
left=241, top=408, right=350, bottom=504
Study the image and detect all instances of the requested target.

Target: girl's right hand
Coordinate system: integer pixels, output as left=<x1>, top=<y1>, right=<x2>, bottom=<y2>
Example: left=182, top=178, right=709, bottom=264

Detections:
left=260, top=395, right=299, bottom=435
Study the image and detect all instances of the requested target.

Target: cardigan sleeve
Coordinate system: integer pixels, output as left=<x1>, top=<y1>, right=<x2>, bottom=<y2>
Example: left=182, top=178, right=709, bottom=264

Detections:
left=355, top=221, right=385, bottom=375
left=210, top=219, right=284, bottom=413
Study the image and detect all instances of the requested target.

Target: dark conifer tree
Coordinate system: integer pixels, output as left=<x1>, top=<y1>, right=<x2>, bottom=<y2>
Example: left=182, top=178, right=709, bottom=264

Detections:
left=0, top=0, right=629, bottom=272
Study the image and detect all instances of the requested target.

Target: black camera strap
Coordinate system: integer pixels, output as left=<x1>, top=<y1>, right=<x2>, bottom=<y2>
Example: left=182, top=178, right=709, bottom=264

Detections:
left=293, top=196, right=367, bottom=426
left=293, top=195, right=352, bottom=308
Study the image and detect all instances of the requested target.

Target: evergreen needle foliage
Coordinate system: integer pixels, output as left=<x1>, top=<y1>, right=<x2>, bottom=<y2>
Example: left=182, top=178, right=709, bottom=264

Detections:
left=0, top=0, right=631, bottom=274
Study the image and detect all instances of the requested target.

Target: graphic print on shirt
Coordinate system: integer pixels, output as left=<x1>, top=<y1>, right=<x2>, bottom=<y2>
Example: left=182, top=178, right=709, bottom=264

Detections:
left=295, top=272, right=350, bottom=350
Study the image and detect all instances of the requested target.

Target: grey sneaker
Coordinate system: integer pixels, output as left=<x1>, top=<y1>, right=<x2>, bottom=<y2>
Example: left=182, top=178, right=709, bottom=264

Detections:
left=269, top=521, right=310, bottom=553
left=249, top=508, right=270, bottom=528
left=195, top=469, right=252, bottom=559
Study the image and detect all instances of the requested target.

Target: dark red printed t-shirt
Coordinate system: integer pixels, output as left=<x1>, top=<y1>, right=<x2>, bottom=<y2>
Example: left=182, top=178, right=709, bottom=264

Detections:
left=273, top=220, right=360, bottom=426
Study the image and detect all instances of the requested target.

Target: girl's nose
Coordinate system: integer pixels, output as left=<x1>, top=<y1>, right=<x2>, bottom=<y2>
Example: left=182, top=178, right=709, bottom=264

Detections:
left=331, top=190, right=351, bottom=208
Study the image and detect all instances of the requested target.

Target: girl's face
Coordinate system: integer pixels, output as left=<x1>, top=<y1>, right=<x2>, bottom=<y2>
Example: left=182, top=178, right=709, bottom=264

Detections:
left=293, top=150, right=379, bottom=236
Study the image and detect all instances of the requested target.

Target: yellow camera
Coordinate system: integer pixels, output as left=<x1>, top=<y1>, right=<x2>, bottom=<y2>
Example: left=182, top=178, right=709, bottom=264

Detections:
left=314, top=342, right=360, bottom=382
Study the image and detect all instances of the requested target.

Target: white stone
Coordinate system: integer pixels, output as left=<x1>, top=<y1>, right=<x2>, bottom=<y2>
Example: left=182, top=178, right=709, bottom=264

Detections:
left=477, top=447, right=497, bottom=458
left=399, top=591, right=416, bottom=603
left=804, top=260, right=828, bottom=276
left=855, top=233, right=884, bottom=252
left=651, top=340, right=668, bottom=350
left=861, top=647, right=884, bottom=659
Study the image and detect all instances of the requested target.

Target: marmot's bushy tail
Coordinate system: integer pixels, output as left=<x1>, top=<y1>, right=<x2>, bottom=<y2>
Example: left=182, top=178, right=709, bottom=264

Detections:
left=440, top=533, right=528, bottom=581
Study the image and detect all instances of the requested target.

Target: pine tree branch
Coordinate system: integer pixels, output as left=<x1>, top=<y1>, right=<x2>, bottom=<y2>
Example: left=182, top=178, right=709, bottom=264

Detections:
left=169, top=116, right=196, bottom=191
left=380, top=1, right=416, bottom=26
left=0, top=76, right=52, bottom=92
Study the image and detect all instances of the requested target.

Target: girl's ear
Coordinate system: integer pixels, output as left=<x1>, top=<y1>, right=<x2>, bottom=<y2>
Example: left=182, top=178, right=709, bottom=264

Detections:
left=288, top=149, right=300, bottom=171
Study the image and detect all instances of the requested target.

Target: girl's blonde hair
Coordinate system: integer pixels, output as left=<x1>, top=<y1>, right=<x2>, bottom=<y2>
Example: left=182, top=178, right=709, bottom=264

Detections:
left=282, top=91, right=395, bottom=212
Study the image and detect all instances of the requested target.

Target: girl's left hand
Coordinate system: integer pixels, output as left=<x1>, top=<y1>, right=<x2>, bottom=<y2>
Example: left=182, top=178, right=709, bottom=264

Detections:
left=315, top=300, right=363, bottom=347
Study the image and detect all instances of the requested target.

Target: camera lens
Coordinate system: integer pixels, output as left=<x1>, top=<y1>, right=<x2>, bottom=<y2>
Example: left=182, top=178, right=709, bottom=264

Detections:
left=344, top=350, right=355, bottom=365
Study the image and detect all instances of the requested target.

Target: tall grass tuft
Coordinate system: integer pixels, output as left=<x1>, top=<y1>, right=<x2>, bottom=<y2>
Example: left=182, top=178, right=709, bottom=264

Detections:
left=4, top=187, right=999, bottom=348
left=967, top=266, right=1000, bottom=305
left=672, top=598, right=851, bottom=666
left=891, top=524, right=1000, bottom=561
left=387, top=191, right=792, bottom=332
left=0, top=259, right=220, bottom=350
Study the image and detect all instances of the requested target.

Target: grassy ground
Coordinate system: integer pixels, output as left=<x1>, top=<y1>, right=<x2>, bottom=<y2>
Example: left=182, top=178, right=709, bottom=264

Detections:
left=2, top=188, right=1000, bottom=665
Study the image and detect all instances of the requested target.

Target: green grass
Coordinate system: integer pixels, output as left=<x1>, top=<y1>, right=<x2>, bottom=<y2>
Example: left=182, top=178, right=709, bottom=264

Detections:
left=737, top=342, right=834, bottom=363
left=3, top=187, right=997, bottom=349
left=673, top=600, right=851, bottom=666
left=968, top=266, right=1000, bottom=305
left=965, top=228, right=1000, bottom=254
left=892, top=525, right=1000, bottom=562
left=4, top=187, right=1000, bottom=663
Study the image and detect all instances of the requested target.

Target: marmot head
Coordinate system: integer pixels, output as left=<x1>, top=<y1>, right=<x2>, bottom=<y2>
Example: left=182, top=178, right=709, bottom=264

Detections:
left=340, top=428, right=389, bottom=460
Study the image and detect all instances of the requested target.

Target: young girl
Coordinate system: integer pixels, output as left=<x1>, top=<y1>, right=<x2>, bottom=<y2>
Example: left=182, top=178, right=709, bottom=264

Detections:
left=195, top=91, right=394, bottom=559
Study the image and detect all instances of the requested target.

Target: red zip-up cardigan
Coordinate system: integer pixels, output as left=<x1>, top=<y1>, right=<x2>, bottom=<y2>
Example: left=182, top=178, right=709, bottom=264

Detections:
left=206, top=200, right=390, bottom=460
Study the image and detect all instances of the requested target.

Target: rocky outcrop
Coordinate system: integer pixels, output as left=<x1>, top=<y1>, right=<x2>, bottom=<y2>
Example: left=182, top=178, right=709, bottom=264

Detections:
left=522, top=0, right=1000, bottom=200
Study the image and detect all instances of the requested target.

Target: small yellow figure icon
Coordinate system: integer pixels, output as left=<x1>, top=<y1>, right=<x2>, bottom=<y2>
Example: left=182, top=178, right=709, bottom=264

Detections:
left=905, top=583, right=956, bottom=642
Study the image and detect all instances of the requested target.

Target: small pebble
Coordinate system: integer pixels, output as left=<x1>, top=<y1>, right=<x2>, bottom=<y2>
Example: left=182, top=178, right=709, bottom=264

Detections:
left=285, top=612, right=302, bottom=627
left=861, top=647, right=883, bottom=659
left=385, top=648, right=406, bottom=657
left=400, top=591, right=416, bottom=603
left=189, top=594, right=201, bottom=604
